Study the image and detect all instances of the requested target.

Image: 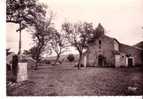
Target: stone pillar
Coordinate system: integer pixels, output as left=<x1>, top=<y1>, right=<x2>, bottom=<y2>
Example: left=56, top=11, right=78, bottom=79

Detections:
left=17, top=62, right=28, bottom=82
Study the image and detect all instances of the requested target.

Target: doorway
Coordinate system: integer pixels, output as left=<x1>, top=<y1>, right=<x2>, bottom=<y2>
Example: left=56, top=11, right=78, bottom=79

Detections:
left=98, top=55, right=103, bottom=66
left=128, top=58, right=133, bottom=67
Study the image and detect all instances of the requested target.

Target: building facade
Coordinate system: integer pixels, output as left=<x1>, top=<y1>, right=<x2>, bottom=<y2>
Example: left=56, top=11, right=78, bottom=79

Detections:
left=81, top=24, right=143, bottom=67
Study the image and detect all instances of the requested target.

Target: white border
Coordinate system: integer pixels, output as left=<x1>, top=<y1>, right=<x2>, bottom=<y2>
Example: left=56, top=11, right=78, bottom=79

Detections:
left=0, top=0, right=6, bottom=98
left=0, top=0, right=142, bottom=99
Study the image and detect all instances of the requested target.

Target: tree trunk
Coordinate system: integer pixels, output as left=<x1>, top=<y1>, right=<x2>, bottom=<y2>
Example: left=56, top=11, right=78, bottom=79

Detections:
left=35, top=59, right=39, bottom=70
left=58, top=58, right=65, bottom=64
left=53, top=54, right=60, bottom=65
left=34, top=52, right=40, bottom=70
left=77, top=53, right=82, bottom=70
left=34, top=44, right=43, bottom=70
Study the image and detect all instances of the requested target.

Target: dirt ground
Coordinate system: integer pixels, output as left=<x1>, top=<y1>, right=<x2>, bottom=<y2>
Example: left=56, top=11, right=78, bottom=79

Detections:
left=7, top=63, right=143, bottom=96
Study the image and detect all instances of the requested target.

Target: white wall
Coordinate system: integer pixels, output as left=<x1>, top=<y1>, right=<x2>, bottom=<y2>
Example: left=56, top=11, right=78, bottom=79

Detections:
left=114, top=40, right=119, bottom=51
left=115, top=55, right=120, bottom=67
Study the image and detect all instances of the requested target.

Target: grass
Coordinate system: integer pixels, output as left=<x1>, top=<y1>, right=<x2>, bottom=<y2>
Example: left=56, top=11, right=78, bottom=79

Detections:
left=7, top=63, right=143, bottom=96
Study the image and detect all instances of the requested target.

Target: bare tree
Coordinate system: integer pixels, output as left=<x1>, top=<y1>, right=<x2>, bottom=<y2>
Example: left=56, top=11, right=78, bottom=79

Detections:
left=62, top=22, right=94, bottom=69
left=30, top=13, right=55, bottom=70
left=50, top=30, right=69, bottom=65
left=6, top=0, right=47, bottom=54
left=22, top=46, right=39, bottom=60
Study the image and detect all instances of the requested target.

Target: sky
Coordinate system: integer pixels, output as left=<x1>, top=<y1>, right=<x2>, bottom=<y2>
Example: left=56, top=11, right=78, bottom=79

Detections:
left=6, top=0, right=143, bottom=53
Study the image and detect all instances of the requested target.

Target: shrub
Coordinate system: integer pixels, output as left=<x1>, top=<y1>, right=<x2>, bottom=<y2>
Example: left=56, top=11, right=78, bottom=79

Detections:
left=74, top=63, right=84, bottom=67
left=46, top=60, right=51, bottom=64
left=67, top=54, right=75, bottom=62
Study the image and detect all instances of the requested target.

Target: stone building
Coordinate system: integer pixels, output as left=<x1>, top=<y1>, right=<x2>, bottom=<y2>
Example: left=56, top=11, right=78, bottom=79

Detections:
left=82, top=24, right=143, bottom=67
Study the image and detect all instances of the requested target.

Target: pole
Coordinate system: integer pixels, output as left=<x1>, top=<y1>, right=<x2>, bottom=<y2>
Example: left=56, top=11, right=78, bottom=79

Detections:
left=18, top=22, right=21, bottom=55
left=18, top=0, right=22, bottom=55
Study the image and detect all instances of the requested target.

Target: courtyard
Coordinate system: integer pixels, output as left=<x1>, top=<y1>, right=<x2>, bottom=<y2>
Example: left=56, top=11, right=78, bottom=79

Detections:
left=7, top=63, right=143, bottom=96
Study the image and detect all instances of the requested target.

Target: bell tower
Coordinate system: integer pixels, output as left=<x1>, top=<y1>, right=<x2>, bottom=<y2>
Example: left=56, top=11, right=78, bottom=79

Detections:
left=95, top=23, right=105, bottom=37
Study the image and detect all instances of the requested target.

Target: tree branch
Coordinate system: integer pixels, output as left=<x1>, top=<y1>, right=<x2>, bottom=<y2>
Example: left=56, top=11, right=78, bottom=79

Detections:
left=6, top=20, right=19, bottom=24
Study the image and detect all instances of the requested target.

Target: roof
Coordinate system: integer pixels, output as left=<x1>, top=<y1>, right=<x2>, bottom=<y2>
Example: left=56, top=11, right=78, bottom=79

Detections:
left=120, top=43, right=143, bottom=51
left=106, top=35, right=143, bottom=51
left=134, top=41, right=143, bottom=49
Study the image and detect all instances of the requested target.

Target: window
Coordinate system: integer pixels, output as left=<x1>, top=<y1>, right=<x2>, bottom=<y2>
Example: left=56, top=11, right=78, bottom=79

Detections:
left=99, top=40, right=101, bottom=49
left=99, top=40, right=101, bottom=45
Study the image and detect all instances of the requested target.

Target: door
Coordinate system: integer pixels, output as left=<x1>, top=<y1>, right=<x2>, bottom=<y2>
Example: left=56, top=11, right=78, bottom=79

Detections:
left=128, top=58, right=133, bottom=67
left=98, top=55, right=103, bottom=66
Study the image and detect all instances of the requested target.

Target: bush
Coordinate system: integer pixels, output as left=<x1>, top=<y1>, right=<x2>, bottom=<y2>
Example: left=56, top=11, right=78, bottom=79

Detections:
left=67, top=54, right=75, bottom=62
left=46, top=60, right=51, bottom=64
left=74, top=63, right=84, bottom=67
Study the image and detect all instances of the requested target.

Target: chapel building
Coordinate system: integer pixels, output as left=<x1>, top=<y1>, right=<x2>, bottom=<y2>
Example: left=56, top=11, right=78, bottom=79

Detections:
left=82, top=24, right=143, bottom=67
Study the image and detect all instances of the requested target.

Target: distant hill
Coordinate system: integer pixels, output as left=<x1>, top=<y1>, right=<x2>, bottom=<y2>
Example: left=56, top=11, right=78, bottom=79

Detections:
left=134, top=41, right=143, bottom=49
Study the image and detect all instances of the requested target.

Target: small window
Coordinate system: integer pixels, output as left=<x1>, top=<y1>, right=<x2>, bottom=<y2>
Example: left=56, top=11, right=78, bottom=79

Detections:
left=99, top=40, right=101, bottom=49
left=99, top=40, right=101, bottom=45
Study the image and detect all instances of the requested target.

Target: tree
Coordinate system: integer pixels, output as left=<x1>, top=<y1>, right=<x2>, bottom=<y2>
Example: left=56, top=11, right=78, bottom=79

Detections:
left=49, top=30, right=69, bottom=65
left=67, top=54, right=75, bottom=62
left=30, top=13, right=54, bottom=70
left=22, top=46, right=38, bottom=60
left=62, top=22, right=94, bottom=69
left=27, top=46, right=39, bottom=60
left=23, top=49, right=31, bottom=55
left=6, top=0, right=47, bottom=54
